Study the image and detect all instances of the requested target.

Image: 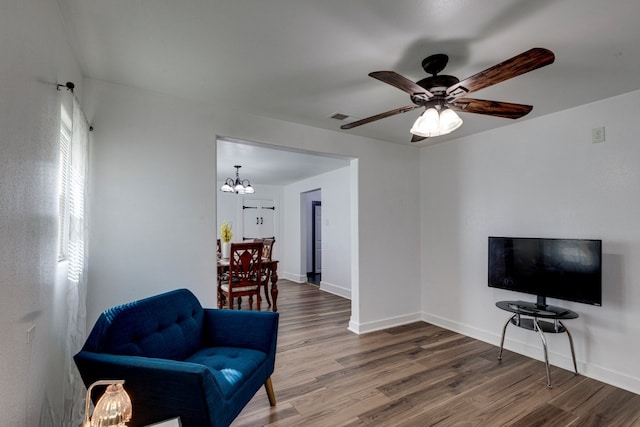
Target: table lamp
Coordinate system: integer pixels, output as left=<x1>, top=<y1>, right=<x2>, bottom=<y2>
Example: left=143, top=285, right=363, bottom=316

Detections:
left=82, top=379, right=132, bottom=427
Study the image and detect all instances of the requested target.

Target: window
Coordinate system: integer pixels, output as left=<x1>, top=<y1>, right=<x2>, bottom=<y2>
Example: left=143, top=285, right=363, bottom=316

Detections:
left=58, top=105, right=72, bottom=261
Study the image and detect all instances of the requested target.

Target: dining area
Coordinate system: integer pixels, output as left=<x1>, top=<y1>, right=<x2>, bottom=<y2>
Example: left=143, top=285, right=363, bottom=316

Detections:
left=217, top=238, right=280, bottom=312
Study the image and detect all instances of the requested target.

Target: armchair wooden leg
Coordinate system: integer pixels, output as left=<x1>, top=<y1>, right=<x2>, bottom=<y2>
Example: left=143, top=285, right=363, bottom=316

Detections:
left=264, top=377, right=276, bottom=406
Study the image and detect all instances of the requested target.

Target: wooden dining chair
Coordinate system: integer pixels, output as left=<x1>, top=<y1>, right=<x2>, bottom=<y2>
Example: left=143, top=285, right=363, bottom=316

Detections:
left=262, top=238, right=275, bottom=261
left=218, top=242, right=263, bottom=310
left=253, top=238, right=275, bottom=305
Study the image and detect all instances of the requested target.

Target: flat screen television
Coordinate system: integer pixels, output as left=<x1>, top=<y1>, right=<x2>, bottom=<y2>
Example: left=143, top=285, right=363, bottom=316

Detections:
left=488, top=236, right=602, bottom=309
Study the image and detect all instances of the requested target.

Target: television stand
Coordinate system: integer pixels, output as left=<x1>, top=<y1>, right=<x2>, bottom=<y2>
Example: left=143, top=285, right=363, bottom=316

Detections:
left=495, top=300, right=579, bottom=388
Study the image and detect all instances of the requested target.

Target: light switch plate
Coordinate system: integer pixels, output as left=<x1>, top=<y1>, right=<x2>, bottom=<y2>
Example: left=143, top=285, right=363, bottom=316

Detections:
left=592, top=126, right=605, bottom=143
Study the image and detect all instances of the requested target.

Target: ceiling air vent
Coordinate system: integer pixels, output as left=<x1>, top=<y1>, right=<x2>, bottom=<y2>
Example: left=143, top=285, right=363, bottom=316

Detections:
left=329, top=112, right=350, bottom=121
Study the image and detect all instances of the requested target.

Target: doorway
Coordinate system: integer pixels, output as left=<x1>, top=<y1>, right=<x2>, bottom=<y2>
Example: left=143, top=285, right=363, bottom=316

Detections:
left=304, top=189, right=321, bottom=285
left=310, top=200, right=322, bottom=284
left=217, top=137, right=356, bottom=314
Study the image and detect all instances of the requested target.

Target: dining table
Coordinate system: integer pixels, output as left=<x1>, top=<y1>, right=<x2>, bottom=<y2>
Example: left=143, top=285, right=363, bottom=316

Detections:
left=217, top=258, right=279, bottom=312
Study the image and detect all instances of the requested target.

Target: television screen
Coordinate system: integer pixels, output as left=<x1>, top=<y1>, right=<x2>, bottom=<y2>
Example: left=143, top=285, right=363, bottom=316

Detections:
left=488, top=237, right=602, bottom=306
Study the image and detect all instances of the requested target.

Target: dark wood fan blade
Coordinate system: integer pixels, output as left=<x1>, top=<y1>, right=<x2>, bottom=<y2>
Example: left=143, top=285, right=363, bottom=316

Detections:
left=340, top=105, right=420, bottom=130
left=411, top=134, right=427, bottom=143
left=369, top=71, right=433, bottom=98
left=449, top=98, right=533, bottom=119
left=446, top=48, right=555, bottom=98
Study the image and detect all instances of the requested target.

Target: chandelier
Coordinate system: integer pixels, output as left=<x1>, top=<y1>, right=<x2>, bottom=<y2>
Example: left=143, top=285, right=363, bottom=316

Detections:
left=220, top=165, right=255, bottom=194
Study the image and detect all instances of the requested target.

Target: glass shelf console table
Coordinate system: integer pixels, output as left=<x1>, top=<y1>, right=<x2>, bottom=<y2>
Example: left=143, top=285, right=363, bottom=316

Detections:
left=496, top=300, right=579, bottom=388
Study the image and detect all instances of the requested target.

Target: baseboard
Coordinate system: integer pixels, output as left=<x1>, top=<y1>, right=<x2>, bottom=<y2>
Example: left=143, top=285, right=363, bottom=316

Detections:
left=421, top=310, right=579, bottom=370
left=420, top=312, right=498, bottom=348
left=348, top=312, right=422, bottom=335
left=319, top=281, right=351, bottom=299
left=281, top=272, right=306, bottom=283
left=579, top=360, right=640, bottom=396
left=421, top=311, right=640, bottom=395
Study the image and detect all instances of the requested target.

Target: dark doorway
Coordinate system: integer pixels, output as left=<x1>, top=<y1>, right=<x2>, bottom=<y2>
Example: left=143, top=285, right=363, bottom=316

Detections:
left=307, top=200, right=321, bottom=285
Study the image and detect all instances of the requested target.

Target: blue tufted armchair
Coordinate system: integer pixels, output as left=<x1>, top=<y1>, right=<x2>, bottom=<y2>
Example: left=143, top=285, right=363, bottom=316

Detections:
left=74, top=288, right=279, bottom=427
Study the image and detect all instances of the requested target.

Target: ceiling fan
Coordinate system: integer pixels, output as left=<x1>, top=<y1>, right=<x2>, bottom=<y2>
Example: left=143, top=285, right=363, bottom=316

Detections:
left=340, top=47, right=555, bottom=142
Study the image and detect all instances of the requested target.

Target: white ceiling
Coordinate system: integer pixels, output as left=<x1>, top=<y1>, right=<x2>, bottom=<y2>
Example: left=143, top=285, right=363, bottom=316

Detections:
left=58, top=0, right=640, bottom=173
left=216, top=138, right=351, bottom=186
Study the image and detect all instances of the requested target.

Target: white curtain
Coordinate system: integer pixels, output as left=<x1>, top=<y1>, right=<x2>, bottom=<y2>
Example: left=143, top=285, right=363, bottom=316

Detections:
left=62, top=96, right=90, bottom=426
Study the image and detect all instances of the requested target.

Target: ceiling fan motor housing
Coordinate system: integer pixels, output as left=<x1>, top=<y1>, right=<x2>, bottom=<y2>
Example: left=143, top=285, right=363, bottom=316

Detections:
left=412, top=54, right=461, bottom=107
left=413, top=75, right=460, bottom=107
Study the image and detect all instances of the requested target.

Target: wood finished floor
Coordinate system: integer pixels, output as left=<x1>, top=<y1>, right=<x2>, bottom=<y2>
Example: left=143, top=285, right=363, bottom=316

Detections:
left=233, top=280, right=640, bottom=427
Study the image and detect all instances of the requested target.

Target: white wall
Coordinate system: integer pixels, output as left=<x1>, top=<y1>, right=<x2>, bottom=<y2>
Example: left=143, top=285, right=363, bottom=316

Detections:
left=216, top=184, right=240, bottom=242
left=283, top=168, right=351, bottom=298
left=420, top=90, right=640, bottom=393
left=83, top=82, right=219, bottom=319
left=84, top=78, right=421, bottom=334
left=0, top=0, right=84, bottom=425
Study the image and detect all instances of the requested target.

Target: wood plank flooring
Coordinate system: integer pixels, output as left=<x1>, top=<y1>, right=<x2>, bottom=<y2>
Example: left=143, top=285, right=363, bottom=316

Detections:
left=232, top=280, right=640, bottom=426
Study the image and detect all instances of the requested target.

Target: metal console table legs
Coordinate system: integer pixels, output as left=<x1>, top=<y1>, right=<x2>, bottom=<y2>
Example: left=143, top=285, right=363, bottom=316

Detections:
left=495, top=301, right=579, bottom=388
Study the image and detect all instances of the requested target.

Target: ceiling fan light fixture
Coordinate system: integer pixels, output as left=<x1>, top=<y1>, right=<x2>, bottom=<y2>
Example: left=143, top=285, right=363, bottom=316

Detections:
left=439, top=108, right=463, bottom=134
left=410, top=107, right=462, bottom=138
left=410, top=107, right=440, bottom=137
